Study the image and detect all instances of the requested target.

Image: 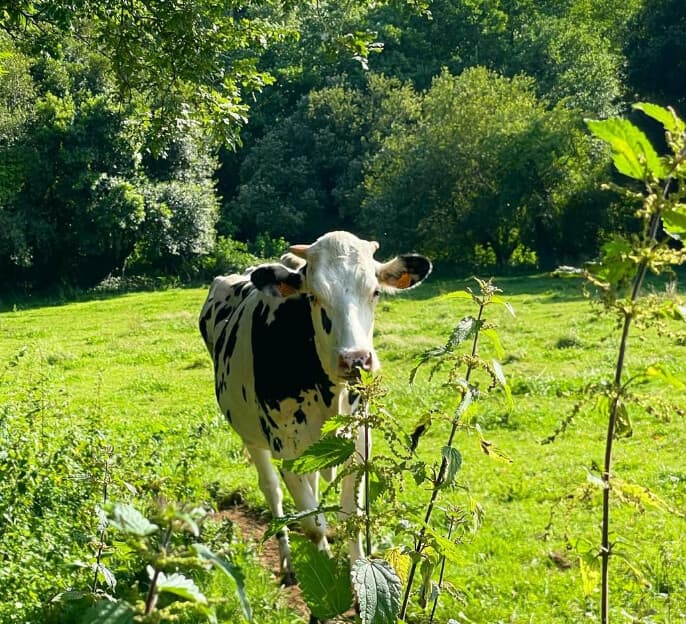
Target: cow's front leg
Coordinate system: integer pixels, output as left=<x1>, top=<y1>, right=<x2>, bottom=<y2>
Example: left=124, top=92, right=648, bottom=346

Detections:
left=340, top=424, right=367, bottom=565
left=248, top=446, right=296, bottom=586
left=281, top=469, right=330, bottom=553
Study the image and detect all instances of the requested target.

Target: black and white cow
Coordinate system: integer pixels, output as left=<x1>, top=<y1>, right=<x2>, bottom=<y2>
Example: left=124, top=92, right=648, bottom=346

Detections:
left=199, top=231, right=431, bottom=583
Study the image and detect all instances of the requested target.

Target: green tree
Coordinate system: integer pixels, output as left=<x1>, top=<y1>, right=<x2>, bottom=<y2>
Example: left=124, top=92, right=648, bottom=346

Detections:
left=625, top=0, right=686, bottom=112
left=226, top=73, right=420, bottom=244
left=362, top=67, right=608, bottom=268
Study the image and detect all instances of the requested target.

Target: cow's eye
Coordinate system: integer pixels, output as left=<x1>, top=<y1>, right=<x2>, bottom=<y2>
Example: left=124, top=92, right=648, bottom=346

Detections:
left=373, top=288, right=381, bottom=299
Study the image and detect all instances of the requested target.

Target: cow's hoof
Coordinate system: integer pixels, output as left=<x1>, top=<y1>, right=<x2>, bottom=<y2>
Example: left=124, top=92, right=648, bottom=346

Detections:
left=280, top=570, right=297, bottom=587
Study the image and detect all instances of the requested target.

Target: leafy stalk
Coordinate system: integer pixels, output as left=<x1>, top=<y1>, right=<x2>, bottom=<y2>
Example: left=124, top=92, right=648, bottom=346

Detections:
left=585, top=104, right=686, bottom=624
left=399, top=297, right=486, bottom=620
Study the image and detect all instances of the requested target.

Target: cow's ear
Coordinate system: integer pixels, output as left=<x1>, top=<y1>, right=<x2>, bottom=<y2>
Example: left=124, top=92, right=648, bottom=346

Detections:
left=250, top=263, right=304, bottom=298
left=376, top=254, right=432, bottom=291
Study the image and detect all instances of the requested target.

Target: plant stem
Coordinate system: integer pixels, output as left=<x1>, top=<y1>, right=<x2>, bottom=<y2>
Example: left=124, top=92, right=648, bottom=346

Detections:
left=400, top=303, right=485, bottom=620
left=428, top=517, right=454, bottom=624
left=145, top=523, right=174, bottom=615
left=600, top=206, right=662, bottom=624
left=364, top=412, right=372, bottom=558
left=92, top=450, right=112, bottom=593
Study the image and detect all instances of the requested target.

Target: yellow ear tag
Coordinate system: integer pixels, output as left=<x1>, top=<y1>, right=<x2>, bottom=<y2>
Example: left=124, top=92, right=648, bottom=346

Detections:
left=277, top=283, right=297, bottom=297
left=396, top=273, right=413, bottom=289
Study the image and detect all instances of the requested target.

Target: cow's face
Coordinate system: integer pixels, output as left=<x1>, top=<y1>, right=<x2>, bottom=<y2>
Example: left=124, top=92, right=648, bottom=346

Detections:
left=250, top=231, right=431, bottom=382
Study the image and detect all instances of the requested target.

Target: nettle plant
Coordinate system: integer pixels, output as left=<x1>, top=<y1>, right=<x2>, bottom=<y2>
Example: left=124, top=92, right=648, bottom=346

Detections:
left=267, top=277, right=513, bottom=623
left=554, top=103, right=686, bottom=623
left=54, top=500, right=251, bottom=624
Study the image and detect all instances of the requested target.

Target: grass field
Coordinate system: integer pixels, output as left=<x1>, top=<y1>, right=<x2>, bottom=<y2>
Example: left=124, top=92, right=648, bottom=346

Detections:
left=1, top=274, right=685, bottom=623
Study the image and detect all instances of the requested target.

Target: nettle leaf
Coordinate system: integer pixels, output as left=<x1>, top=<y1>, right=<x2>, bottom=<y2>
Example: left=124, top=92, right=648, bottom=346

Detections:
left=351, top=558, right=402, bottom=624
left=152, top=568, right=208, bottom=604
left=440, top=446, right=462, bottom=489
left=293, top=536, right=353, bottom=620
left=615, top=400, right=632, bottom=438
left=586, top=118, right=665, bottom=180
left=383, top=548, right=411, bottom=587
left=481, top=327, right=504, bottom=359
left=634, top=102, right=686, bottom=136
left=193, top=544, right=252, bottom=622
left=437, top=290, right=474, bottom=303
left=262, top=505, right=341, bottom=543
left=490, top=295, right=515, bottom=317
left=662, top=204, right=686, bottom=241
left=644, top=364, right=686, bottom=390
left=282, top=437, right=355, bottom=474
left=92, top=562, right=117, bottom=591
left=492, top=359, right=513, bottom=409
left=80, top=600, right=134, bottom=624
left=448, top=316, right=481, bottom=349
left=107, top=503, right=158, bottom=537
left=320, top=413, right=355, bottom=435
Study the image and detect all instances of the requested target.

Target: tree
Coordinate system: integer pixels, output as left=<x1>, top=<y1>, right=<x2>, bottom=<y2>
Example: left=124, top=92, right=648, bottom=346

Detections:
left=361, top=67, right=609, bottom=268
left=625, top=0, right=686, bottom=113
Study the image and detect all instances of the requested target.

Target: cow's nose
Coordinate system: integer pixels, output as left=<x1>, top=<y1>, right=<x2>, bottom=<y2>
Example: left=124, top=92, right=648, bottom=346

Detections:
left=339, top=350, right=373, bottom=375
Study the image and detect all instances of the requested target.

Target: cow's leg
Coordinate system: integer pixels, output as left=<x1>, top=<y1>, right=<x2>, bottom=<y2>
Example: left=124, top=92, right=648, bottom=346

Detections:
left=340, top=424, right=367, bottom=565
left=281, top=469, right=330, bottom=552
left=247, top=446, right=296, bottom=586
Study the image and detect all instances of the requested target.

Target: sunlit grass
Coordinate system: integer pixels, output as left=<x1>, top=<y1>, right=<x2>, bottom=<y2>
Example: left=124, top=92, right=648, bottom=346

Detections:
left=1, top=274, right=684, bottom=622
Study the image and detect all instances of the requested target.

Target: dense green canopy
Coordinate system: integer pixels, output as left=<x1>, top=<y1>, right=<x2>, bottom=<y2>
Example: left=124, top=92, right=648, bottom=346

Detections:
left=1, top=0, right=683, bottom=289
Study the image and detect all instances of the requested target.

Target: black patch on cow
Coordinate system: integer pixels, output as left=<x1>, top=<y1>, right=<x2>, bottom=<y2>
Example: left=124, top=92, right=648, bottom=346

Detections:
left=213, top=322, right=229, bottom=364
left=251, top=298, right=335, bottom=413
left=214, top=304, right=234, bottom=326
left=348, top=391, right=359, bottom=405
left=199, top=317, right=209, bottom=347
left=225, top=409, right=232, bottom=424
left=294, top=408, right=307, bottom=424
left=275, top=530, right=286, bottom=540
left=272, top=437, right=283, bottom=453
left=242, top=385, right=247, bottom=402
left=223, top=308, right=244, bottom=365
left=321, top=308, right=332, bottom=334
left=259, top=416, right=271, bottom=442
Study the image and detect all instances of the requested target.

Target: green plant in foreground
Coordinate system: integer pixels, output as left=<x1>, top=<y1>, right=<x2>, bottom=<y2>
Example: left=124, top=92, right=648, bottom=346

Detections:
left=53, top=501, right=252, bottom=624
left=267, top=277, right=512, bottom=624
left=557, top=103, right=686, bottom=623
left=400, top=277, right=513, bottom=622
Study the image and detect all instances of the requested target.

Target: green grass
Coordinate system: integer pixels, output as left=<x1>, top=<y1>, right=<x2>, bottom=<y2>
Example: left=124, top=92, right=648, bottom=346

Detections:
left=1, top=275, right=685, bottom=623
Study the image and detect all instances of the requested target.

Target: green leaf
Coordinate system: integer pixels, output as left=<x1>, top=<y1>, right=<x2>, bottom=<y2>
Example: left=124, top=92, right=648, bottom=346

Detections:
left=80, top=600, right=134, bottom=624
left=351, top=558, right=402, bottom=624
left=634, top=102, right=686, bottom=136
left=262, top=506, right=341, bottom=544
left=481, top=328, right=504, bottom=359
left=492, top=359, right=513, bottom=409
left=586, top=118, right=665, bottom=180
left=320, top=414, right=355, bottom=435
left=193, top=544, right=252, bottom=622
left=644, top=365, right=686, bottom=390
left=152, top=568, right=208, bottom=604
left=490, top=295, right=515, bottom=317
left=282, top=437, right=355, bottom=474
left=440, top=446, right=462, bottom=488
left=106, top=503, right=158, bottom=537
left=174, top=510, right=200, bottom=537
left=447, top=316, right=481, bottom=348
left=437, top=290, right=474, bottom=303
left=662, top=204, right=686, bottom=241
left=614, top=400, right=632, bottom=438
left=292, top=536, right=353, bottom=620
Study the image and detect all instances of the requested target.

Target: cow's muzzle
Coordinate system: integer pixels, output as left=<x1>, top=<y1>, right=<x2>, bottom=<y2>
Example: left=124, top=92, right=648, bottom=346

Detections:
left=338, top=349, right=373, bottom=379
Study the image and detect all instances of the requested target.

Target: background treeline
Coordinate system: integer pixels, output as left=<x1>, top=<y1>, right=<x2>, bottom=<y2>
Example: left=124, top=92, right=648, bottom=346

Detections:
left=1, top=0, right=685, bottom=291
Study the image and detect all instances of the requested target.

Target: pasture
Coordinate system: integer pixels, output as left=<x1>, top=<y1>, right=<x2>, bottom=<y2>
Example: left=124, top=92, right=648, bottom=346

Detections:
left=1, top=274, right=685, bottom=623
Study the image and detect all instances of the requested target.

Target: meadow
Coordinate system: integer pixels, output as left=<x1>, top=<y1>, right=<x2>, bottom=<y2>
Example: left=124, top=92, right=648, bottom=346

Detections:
left=1, top=273, right=685, bottom=623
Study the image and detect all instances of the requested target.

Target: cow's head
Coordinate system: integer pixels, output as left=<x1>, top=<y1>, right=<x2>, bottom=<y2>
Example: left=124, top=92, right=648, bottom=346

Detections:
left=250, top=231, right=431, bottom=381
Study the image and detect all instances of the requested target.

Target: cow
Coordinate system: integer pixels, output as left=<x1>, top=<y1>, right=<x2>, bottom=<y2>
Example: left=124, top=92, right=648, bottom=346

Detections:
left=199, top=230, right=431, bottom=587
